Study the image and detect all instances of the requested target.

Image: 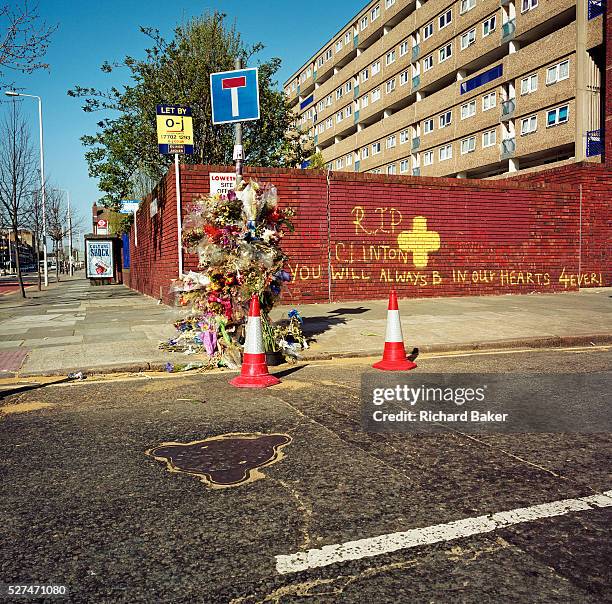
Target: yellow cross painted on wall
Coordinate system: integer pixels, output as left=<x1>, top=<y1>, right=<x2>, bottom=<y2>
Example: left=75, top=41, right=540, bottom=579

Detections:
left=397, top=216, right=440, bottom=268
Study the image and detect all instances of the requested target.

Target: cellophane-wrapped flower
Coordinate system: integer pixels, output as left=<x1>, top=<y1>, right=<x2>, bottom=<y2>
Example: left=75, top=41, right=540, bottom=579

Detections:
left=161, top=178, right=305, bottom=365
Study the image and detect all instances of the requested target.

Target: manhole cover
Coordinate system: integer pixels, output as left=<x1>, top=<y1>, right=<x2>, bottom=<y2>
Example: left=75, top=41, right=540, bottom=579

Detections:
left=146, top=432, right=291, bottom=489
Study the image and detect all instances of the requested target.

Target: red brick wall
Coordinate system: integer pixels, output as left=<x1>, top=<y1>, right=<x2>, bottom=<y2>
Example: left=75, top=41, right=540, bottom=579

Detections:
left=127, top=163, right=611, bottom=304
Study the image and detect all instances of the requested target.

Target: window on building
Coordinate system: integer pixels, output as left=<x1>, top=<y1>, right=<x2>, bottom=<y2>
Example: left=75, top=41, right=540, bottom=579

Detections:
left=439, top=110, right=452, bottom=128
left=291, top=81, right=296, bottom=90
left=371, top=87, right=381, bottom=102
left=386, top=50, right=396, bottom=65
left=326, top=94, right=333, bottom=107
left=482, top=91, right=496, bottom=111
left=307, top=67, right=312, bottom=77
left=360, top=94, right=369, bottom=109
left=336, top=111, right=343, bottom=123
left=336, top=87, right=343, bottom=100
left=546, top=60, right=569, bottom=85
left=326, top=117, right=333, bottom=128
left=521, top=74, right=538, bottom=94
left=325, top=48, right=333, bottom=61
left=317, top=56, right=324, bottom=68
left=461, top=100, right=476, bottom=119
left=371, top=5, right=380, bottom=21
left=439, top=144, right=453, bottom=161
left=423, top=150, right=434, bottom=165
left=423, top=54, right=434, bottom=71
left=460, top=28, right=476, bottom=50
left=346, top=154, right=353, bottom=166
left=400, top=70, right=410, bottom=86
left=520, top=115, right=537, bottom=135
left=460, top=0, right=476, bottom=14
left=386, top=134, right=397, bottom=148
left=372, top=60, right=381, bottom=75
left=423, top=118, right=434, bottom=134
left=361, top=146, right=369, bottom=159
left=345, top=31, right=352, bottom=44
left=423, top=22, right=434, bottom=40
left=345, top=104, right=352, bottom=118
left=439, top=43, right=453, bottom=62
left=400, top=40, right=409, bottom=56
left=482, top=129, right=497, bottom=147
left=360, top=15, right=368, bottom=30
left=346, top=80, right=352, bottom=93
left=386, top=78, right=396, bottom=93
left=439, top=10, right=452, bottom=30
left=400, top=159, right=409, bottom=173
left=546, top=105, right=569, bottom=127
left=386, top=0, right=396, bottom=7
left=372, top=141, right=381, bottom=154
left=387, top=164, right=397, bottom=175
left=461, top=136, right=476, bottom=154
left=483, top=16, right=496, bottom=37
left=336, top=39, right=343, bottom=52
left=521, top=0, right=538, bottom=12
left=361, top=69, right=369, bottom=84
left=336, top=157, right=344, bottom=169
left=400, top=129, right=410, bottom=144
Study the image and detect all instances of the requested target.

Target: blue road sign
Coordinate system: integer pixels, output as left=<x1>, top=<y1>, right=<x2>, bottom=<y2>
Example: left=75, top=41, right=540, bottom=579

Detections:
left=210, top=68, right=260, bottom=125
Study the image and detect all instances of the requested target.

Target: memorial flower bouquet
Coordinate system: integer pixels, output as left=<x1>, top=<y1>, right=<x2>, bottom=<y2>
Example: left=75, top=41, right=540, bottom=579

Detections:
left=159, top=179, right=307, bottom=366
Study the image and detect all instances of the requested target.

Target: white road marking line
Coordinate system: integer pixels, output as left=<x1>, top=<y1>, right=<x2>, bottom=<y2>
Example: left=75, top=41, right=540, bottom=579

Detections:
left=275, top=489, right=612, bottom=575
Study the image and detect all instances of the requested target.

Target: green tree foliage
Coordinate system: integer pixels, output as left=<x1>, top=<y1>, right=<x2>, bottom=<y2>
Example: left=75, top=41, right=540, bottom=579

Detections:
left=306, top=152, right=326, bottom=170
left=68, top=12, right=307, bottom=209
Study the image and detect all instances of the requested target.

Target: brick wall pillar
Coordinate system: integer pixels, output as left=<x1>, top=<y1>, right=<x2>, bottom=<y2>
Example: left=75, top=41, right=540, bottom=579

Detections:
left=606, top=0, right=612, bottom=165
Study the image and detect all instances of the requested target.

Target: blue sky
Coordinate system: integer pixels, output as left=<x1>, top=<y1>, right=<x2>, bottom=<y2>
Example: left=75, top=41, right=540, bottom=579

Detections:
left=3, top=0, right=356, bottom=226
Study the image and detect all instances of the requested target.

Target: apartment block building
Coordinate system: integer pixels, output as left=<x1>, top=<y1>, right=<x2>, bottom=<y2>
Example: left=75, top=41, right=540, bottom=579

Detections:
left=284, top=0, right=606, bottom=178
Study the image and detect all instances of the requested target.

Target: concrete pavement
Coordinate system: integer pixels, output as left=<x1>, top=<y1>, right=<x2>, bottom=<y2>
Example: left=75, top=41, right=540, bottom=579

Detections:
left=0, top=274, right=610, bottom=376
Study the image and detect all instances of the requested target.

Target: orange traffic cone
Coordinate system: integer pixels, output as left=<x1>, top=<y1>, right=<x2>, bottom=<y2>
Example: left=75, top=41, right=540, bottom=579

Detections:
left=373, top=289, right=417, bottom=371
left=230, top=295, right=281, bottom=388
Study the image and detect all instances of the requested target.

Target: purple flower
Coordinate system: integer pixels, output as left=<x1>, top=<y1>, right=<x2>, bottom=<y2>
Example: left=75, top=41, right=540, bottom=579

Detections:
left=202, top=330, right=218, bottom=356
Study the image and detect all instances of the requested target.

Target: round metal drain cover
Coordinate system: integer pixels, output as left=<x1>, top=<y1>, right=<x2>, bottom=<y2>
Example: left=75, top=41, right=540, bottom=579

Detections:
left=146, top=432, right=291, bottom=488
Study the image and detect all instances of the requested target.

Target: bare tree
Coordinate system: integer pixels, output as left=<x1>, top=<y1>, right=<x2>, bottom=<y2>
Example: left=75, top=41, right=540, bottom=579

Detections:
left=24, top=186, right=42, bottom=289
left=0, top=2, right=57, bottom=86
left=0, top=100, right=37, bottom=297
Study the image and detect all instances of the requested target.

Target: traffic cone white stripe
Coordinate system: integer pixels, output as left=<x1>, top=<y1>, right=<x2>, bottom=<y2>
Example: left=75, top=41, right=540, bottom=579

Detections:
left=384, top=310, right=403, bottom=343
left=244, top=316, right=264, bottom=354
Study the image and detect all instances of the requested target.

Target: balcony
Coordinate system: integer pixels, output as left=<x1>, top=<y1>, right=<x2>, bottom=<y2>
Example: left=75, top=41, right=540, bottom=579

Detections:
left=411, top=44, right=420, bottom=62
left=501, top=137, right=516, bottom=159
left=411, top=136, right=420, bottom=150
left=412, top=75, right=420, bottom=90
left=501, top=98, right=515, bottom=120
left=354, top=110, right=360, bottom=124
left=412, top=167, right=420, bottom=176
left=355, top=160, right=361, bottom=172
left=586, top=129, right=603, bottom=156
left=501, top=18, right=516, bottom=41
left=588, top=0, right=605, bottom=19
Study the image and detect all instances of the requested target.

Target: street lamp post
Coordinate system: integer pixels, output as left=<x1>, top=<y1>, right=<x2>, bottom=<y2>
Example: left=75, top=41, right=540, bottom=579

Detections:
left=5, top=90, right=48, bottom=286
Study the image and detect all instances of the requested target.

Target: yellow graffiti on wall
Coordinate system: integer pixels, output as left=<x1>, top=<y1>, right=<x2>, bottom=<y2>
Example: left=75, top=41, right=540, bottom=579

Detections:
left=397, top=216, right=440, bottom=268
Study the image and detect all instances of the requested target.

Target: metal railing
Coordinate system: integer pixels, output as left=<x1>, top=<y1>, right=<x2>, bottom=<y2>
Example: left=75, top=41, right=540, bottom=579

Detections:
left=588, top=0, right=605, bottom=19
left=501, top=98, right=516, bottom=117
left=501, top=137, right=516, bottom=158
left=586, top=129, right=603, bottom=156
left=502, top=18, right=516, bottom=40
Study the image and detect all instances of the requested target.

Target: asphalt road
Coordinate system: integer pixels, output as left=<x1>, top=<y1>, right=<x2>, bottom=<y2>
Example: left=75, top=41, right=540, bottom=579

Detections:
left=1, top=347, right=611, bottom=603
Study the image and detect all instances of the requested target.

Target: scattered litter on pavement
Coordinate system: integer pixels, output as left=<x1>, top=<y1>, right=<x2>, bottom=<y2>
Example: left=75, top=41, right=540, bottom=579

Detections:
left=68, top=371, right=85, bottom=380
left=164, top=361, right=204, bottom=373
left=146, top=432, right=292, bottom=489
